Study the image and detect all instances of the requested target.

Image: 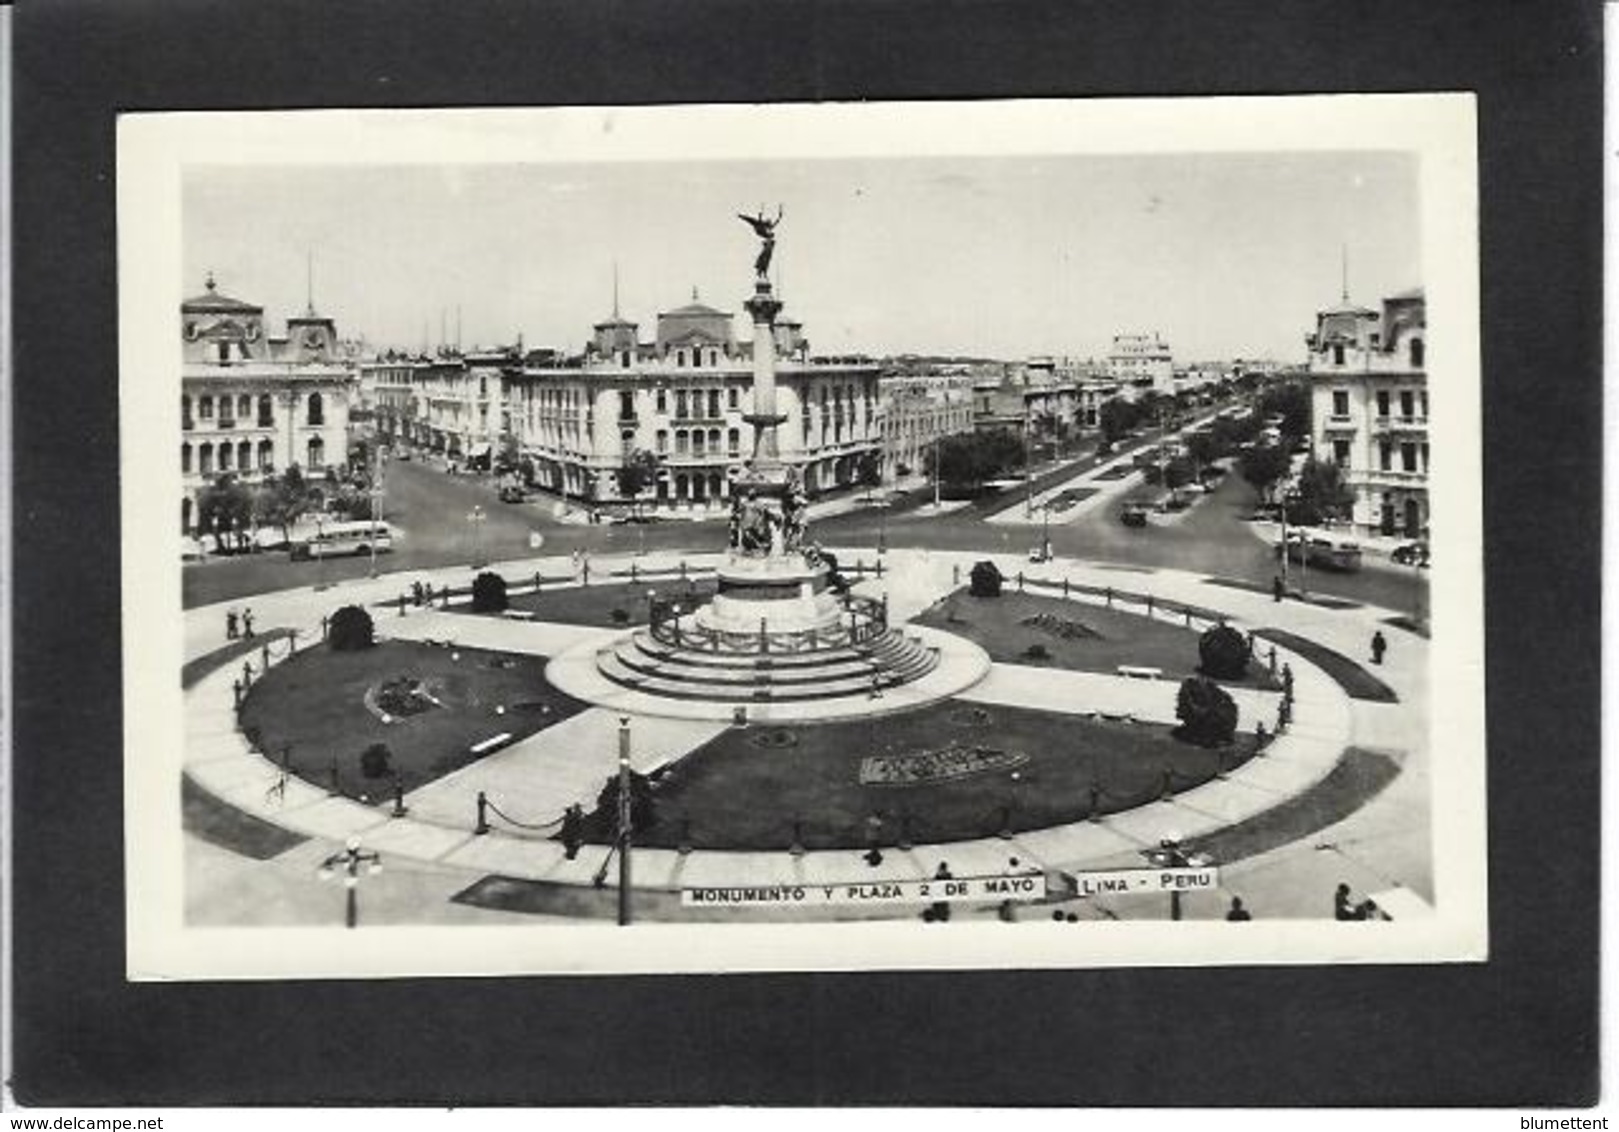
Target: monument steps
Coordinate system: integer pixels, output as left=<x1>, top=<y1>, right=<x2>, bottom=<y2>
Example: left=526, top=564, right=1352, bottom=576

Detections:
left=595, top=627, right=941, bottom=703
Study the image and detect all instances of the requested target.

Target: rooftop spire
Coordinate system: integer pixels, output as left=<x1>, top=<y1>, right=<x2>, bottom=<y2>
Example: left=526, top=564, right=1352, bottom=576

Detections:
left=691, top=284, right=700, bottom=303
left=205, top=270, right=217, bottom=293
left=612, top=261, right=620, bottom=319
left=306, top=250, right=316, bottom=316
left=1340, top=243, right=1349, bottom=303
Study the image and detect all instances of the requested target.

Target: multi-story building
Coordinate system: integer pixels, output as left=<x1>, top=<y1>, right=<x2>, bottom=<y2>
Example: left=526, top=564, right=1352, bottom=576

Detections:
left=877, top=372, right=976, bottom=480
left=180, top=274, right=354, bottom=534
left=505, top=292, right=882, bottom=509
left=1108, top=332, right=1174, bottom=398
left=1306, top=286, right=1428, bottom=538
left=972, top=358, right=1082, bottom=454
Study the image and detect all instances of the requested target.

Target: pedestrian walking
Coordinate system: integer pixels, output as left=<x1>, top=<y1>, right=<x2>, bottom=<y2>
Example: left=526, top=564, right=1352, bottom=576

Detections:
left=930, top=862, right=954, bottom=923
left=560, top=804, right=584, bottom=860
left=1272, top=574, right=1284, bottom=602
left=241, top=608, right=255, bottom=638
left=1225, top=896, right=1252, bottom=922
left=225, top=608, right=239, bottom=640
left=1282, top=662, right=1294, bottom=698
left=1267, top=644, right=1278, bottom=676
left=1371, top=629, right=1387, bottom=666
left=241, top=660, right=254, bottom=687
left=1333, top=882, right=1356, bottom=921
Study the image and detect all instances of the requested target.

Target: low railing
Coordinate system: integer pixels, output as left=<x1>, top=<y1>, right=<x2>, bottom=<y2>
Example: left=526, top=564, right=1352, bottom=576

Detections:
left=647, top=593, right=889, bottom=654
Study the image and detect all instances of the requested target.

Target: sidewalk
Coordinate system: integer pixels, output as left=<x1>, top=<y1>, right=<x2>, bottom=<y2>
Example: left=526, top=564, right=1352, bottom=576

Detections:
left=179, top=548, right=1428, bottom=923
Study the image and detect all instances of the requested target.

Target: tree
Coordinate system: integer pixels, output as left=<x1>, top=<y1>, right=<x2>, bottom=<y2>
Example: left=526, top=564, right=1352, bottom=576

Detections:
left=1198, top=624, right=1250, bottom=680
left=615, top=448, right=661, bottom=516
left=1099, top=397, right=1140, bottom=444
left=926, top=430, right=1025, bottom=494
left=1259, top=382, right=1311, bottom=439
left=1294, top=457, right=1356, bottom=526
left=328, top=605, right=375, bottom=651
left=259, top=466, right=311, bottom=541
left=471, top=571, right=508, bottom=613
left=1175, top=676, right=1238, bottom=747
left=1239, top=443, right=1292, bottom=502
left=855, top=450, right=883, bottom=488
left=195, top=475, right=254, bottom=552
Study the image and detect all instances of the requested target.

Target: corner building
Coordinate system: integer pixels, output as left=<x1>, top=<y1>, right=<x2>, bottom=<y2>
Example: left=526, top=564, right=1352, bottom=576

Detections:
left=180, top=275, right=354, bottom=534
left=507, top=292, right=882, bottom=510
left=1306, top=287, right=1428, bottom=538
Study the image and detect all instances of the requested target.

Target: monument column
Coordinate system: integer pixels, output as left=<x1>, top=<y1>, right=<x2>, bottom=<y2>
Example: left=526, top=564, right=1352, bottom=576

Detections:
left=744, top=280, right=786, bottom=472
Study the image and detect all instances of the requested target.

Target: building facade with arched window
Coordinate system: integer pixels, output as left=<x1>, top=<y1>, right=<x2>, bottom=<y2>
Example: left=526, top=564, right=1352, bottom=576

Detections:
left=501, top=291, right=882, bottom=511
left=1306, top=286, right=1428, bottom=539
left=181, top=274, right=355, bottom=535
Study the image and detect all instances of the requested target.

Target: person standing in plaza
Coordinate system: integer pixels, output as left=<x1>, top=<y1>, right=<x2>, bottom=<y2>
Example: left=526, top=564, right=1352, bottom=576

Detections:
left=1371, top=629, right=1387, bottom=665
left=931, top=862, right=954, bottom=923
left=1272, top=574, right=1285, bottom=602
left=226, top=607, right=239, bottom=641
left=1226, top=896, right=1252, bottom=922
left=241, top=607, right=255, bottom=639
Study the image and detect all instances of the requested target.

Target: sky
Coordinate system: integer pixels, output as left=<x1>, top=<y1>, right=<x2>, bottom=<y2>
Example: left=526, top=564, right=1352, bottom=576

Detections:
left=183, top=151, right=1419, bottom=363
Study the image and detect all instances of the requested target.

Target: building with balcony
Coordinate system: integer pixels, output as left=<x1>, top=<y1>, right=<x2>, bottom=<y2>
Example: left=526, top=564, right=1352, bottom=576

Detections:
left=180, top=274, right=355, bottom=534
left=1107, top=332, right=1174, bottom=398
left=877, top=372, right=977, bottom=481
left=1306, top=286, right=1428, bottom=538
left=503, top=290, right=882, bottom=511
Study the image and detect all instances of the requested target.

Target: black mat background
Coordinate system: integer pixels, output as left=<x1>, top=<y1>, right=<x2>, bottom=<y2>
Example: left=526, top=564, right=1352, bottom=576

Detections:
left=10, top=0, right=1601, bottom=1107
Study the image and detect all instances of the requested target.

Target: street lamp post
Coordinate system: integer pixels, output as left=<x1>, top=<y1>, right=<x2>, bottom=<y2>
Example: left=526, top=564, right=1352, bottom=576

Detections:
left=616, top=717, right=633, bottom=927
left=1143, top=833, right=1213, bottom=922
left=932, top=434, right=942, bottom=510
left=318, top=835, right=382, bottom=928
left=1024, top=419, right=1034, bottom=518
left=467, top=505, right=486, bottom=568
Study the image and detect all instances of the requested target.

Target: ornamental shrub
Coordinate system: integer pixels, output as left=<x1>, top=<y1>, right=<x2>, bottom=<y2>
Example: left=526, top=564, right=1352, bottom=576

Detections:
left=595, top=769, right=657, bottom=834
left=1175, top=676, right=1238, bottom=747
left=471, top=570, right=509, bottom=613
left=1198, top=624, right=1250, bottom=680
left=970, top=560, right=1003, bottom=598
left=359, top=742, right=393, bottom=780
left=328, top=604, right=375, bottom=651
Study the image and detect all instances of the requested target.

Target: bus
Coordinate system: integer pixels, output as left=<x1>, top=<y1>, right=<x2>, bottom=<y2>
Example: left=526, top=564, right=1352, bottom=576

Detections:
left=289, top=520, right=394, bottom=561
left=1276, top=528, right=1362, bottom=572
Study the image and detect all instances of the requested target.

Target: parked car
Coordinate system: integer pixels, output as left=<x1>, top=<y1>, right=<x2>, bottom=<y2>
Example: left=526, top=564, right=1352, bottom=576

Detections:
left=498, top=485, right=527, bottom=503
left=1391, top=540, right=1430, bottom=567
left=1119, top=504, right=1150, bottom=528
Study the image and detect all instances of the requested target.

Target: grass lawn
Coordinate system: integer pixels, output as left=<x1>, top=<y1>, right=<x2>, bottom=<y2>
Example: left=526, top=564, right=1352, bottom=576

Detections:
left=458, top=578, right=718, bottom=629
left=585, top=699, right=1258, bottom=851
left=182, top=629, right=293, bottom=689
left=238, top=640, right=588, bottom=800
left=1254, top=629, right=1398, bottom=702
left=911, top=589, right=1279, bottom=690
left=182, top=774, right=307, bottom=858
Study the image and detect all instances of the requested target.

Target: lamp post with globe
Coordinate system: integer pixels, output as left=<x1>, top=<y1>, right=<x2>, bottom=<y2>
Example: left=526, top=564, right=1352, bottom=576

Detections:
left=318, top=836, right=383, bottom=929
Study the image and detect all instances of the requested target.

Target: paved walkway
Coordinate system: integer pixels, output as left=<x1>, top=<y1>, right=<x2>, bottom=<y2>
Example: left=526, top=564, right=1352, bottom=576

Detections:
left=181, top=546, right=1429, bottom=923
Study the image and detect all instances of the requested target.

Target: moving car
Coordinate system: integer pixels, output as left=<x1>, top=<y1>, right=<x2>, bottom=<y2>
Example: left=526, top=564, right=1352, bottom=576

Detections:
left=1119, top=504, right=1150, bottom=528
left=1275, top=529, right=1362, bottom=572
left=498, top=484, right=527, bottom=503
